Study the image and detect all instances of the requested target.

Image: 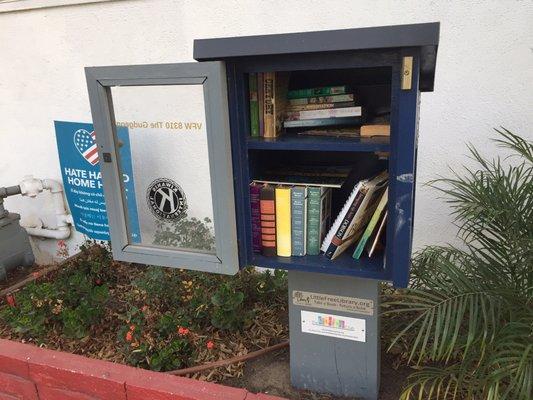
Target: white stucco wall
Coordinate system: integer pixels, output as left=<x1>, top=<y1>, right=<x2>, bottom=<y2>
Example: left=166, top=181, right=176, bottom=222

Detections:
left=0, top=0, right=532, bottom=263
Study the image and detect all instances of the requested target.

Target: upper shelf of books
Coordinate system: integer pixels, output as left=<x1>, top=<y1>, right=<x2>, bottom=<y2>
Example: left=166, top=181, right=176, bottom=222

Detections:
left=246, top=67, right=392, bottom=150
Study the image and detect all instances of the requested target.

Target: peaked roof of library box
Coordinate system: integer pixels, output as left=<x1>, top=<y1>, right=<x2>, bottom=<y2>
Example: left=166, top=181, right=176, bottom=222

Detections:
left=194, top=22, right=439, bottom=92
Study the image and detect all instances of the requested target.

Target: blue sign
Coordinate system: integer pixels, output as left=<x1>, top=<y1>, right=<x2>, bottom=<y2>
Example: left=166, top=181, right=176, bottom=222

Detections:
left=54, top=121, right=141, bottom=242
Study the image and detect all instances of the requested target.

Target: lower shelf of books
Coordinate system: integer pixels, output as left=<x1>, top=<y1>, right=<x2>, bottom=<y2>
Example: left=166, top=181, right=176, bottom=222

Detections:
left=251, top=252, right=386, bottom=279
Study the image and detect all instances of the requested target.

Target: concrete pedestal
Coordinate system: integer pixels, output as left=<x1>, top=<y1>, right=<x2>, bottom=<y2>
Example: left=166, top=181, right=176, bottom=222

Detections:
left=288, top=270, right=380, bottom=399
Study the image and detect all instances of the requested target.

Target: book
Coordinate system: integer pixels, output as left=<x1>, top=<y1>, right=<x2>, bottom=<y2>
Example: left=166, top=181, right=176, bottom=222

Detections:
left=291, top=186, right=307, bottom=256
left=283, top=116, right=362, bottom=128
left=288, top=93, right=354, bottom=105
left=321, top=181, right=366, bottom=257
left=366, top=211, right=387, bottom=257
left=326, top=172, right=388, bottom=260
left=306, top=187, right=332, bottom=255
left=353, top=188, right=388, bottom=259
left=250, top=183, right=262, bottom=253
left=287, top=86, right=348, bottom=99
left=285, top=106, right=362, bottom=121
left=285, top=101, right=356, bottom=112
left=257, top=72, right=264, bottom=137
left=275, top=186, right=291, bottom=257
left=259, top=184, right=276, bottom=256
left=254, top=165, right=353, bottom=188
left=263, top=72, right=290, bottom=138
left=360, top=124, right=390, bottom=137
left=297, top=128, right=359, bottom=138
left=249, top=73, right=259, bottom=137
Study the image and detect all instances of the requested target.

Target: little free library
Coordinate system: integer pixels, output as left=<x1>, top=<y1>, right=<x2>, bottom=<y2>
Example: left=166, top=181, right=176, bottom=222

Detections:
left=85, top=22, right=440, bottom=399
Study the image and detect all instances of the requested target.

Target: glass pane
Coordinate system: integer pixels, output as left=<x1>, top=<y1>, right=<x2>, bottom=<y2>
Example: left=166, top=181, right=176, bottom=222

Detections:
left=110, top=84, right=216, bottom=254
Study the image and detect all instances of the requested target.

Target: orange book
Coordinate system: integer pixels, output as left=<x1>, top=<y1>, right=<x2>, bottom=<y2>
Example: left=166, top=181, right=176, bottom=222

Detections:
left=259, top=185, right=276, bottom=256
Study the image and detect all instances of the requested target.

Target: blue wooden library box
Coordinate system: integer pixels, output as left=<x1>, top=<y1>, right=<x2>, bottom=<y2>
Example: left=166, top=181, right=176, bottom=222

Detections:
left=85, top=22, right=440, bottom=288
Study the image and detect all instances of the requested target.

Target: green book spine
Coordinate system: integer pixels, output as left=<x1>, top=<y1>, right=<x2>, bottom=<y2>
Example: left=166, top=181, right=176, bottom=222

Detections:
left=306, top=187, right=321, bottom=255
left=353, top=188, right=388, bottom=259
left=291, top=187, right=306, bottom=256
left=287, top=85, right=348, bottom=99
left=249, top=73, right=259, bottom=137
left=288, top=93, right=354, bottom=106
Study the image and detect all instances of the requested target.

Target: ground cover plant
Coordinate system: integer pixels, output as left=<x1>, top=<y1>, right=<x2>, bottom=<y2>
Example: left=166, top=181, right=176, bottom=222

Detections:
left=384, top=129, right=532, bottom=400
left=0, top=243, right=288, bottom=378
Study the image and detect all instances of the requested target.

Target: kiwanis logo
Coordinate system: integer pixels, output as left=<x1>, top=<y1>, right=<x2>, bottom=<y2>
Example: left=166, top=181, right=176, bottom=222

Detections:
left=146, top=178, right=187, bottom=220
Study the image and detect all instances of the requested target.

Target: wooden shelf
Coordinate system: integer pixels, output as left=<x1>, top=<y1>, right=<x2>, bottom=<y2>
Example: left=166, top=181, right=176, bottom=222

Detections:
left=251, top=252, right=387, bottom=279
left=246, top=134, right=390, bottom=152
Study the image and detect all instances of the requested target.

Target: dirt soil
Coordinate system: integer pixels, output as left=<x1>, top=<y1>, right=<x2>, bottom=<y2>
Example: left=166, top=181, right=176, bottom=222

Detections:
left=224, top=347, right=411, bottom=400
left=1, top=259, right=412, bottom=400
left=0, top=265, right=37, bottom=291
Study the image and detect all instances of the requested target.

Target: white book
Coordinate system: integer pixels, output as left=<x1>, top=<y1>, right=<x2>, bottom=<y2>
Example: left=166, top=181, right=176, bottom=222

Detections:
left=285, top=106, right=362, bottom=121
left=330, top=172, right=388, bottom=260
left=320, top=181, right=364, bottom=253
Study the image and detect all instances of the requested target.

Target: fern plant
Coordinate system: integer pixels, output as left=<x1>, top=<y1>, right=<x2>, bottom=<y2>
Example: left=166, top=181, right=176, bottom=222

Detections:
left=384, top=129, right=532, bottom=400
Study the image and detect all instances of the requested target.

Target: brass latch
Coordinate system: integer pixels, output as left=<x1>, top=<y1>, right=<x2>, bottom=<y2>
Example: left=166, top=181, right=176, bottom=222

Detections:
left=401, top=56, right=413, bottom=90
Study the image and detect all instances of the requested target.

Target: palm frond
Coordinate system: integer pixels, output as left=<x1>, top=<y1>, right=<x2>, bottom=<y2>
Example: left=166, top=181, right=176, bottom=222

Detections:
left=385, top=129, right=533, bottom=400
left=493, top=127, right=533, bottom=164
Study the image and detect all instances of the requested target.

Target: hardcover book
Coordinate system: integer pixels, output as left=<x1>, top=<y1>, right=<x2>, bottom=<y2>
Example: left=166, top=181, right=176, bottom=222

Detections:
left=275, top=186, right=292, bottom=257
left=288, top=93, right=354, bottom=105
left=283, top=116, right=362, bottom=128
left=297, top=128, right=359, bottom=138
left=249, top=183, right=262, bottom=253
left=285, top=101, right=355, bottom=112
left=259, top=184, right=276, bottom=256
left=263, top=72, right=290, bottom=138
left=287, top=86, right=348, bottom=99
left=248, top=73, right=259, bottom=137
left=257, top=72, right=264, bottom=137
left=285, top=106, right=362, bottom=121
left=306, top=187, right=332, bottom=255
left=254, top=165, right=353, bottom=188
left=353, top=188, right=388, bottom=259
left=291, top=186, right=307, bottom=256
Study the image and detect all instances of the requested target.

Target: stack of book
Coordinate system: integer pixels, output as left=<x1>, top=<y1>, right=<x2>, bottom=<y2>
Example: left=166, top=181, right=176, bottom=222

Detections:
left=283, top=86, right=361, bottom=132
left=250, top=171, right=388, bottom=260
left=248, top=73, right=362, bottom=139
left=321, top=172, right=388, bottom=260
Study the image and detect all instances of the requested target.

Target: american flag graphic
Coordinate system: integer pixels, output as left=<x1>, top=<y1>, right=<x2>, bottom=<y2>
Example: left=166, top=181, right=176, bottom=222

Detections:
left=74, top=129, right=99, bottom=165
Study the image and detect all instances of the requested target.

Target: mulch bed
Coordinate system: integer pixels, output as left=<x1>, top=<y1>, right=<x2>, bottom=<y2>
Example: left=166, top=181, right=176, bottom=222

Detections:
left=0, top=246, right=412, bottom=400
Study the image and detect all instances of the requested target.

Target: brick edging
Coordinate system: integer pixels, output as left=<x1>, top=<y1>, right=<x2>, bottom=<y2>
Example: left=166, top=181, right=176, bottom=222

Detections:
left=0, top=339, right=285, bottom=400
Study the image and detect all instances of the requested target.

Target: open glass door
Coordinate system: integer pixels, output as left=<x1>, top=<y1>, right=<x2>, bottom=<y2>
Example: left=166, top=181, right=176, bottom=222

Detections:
left=85, top=62, right=238, bottom=274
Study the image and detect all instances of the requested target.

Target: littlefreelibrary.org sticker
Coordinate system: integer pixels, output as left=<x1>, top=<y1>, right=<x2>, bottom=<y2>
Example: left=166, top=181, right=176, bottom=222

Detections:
left=292, top=290, right=374, bottom=316
left=301, top=310, right=366, bottom=342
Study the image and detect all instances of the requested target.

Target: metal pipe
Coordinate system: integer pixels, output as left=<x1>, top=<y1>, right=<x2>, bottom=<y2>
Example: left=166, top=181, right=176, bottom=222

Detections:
left=18, top=176, right=72, bottom=239
left=24, top=226, right=71, bottom=240
left=0, top=185, right=21, bottom=198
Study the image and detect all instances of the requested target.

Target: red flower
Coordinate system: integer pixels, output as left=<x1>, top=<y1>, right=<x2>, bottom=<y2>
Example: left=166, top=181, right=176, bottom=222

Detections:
left=206, top=340, right=215, bottom=350
left=125, top=331, right=133, bottom=342
left=6, top=294, right=16, bottom=308
left=141, top=305, right=149, bottom=313
left=95, top=279, right=102, bottom=285
left=129, top=324, right=136, bottom=332
left=177, top=326, right=190, bottom=336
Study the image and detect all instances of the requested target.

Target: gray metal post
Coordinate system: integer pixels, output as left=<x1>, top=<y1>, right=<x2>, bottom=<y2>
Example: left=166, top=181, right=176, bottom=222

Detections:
left=288, top=270, right=380, bottom=399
